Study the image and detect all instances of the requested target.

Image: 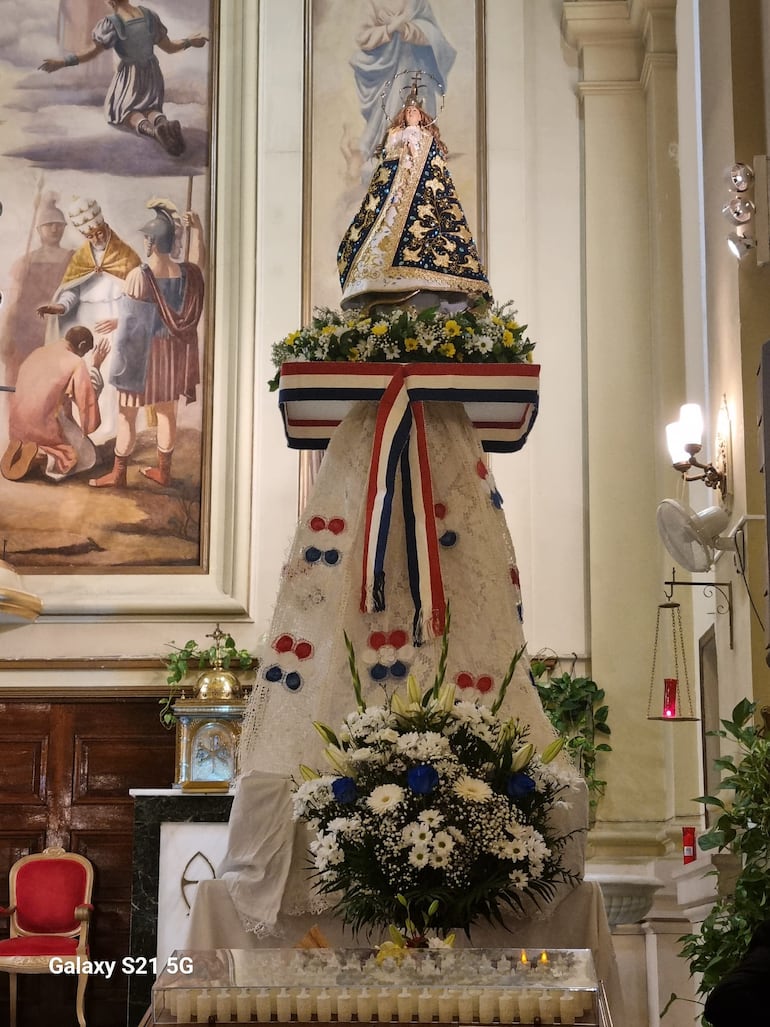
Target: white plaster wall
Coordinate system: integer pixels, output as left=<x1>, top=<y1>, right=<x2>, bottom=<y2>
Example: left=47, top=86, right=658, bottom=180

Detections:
left=488, top=1, right=586, bottom=659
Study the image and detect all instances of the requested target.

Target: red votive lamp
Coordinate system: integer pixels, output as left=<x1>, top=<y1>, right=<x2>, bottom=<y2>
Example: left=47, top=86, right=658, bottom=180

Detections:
left=683, top=826, right=696, bottom=864
left=663, top=678, right=678, bottom=718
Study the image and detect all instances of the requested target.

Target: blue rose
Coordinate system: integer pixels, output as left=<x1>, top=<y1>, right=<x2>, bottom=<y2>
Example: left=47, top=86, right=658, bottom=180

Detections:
left=407, top=764, right=439, bottom=795
left=331, top=776, right=358, bottom=804
left=506, top=772, right=536, bottom=799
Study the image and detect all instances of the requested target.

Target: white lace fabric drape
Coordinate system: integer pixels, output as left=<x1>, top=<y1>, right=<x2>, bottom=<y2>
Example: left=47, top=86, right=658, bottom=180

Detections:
left=231, top=400, right=586, bottom=934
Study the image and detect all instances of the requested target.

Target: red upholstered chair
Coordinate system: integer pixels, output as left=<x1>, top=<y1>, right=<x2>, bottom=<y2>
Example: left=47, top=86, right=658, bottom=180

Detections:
left=0, top=847, right=94, bottom=1027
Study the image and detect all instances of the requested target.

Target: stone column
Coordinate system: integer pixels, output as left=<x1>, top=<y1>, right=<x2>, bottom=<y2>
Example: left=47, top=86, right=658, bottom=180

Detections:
left=561, top=0, right=695, bottom=850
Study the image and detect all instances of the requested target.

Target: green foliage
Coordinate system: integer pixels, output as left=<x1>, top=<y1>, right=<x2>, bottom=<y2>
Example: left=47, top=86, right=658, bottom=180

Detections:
left=159, top=633, right=254, bottom=729
left=531, top=661, right=611, bottom=813
left=268, top=300, right=536, bottom=391
left=674, top=698, right=770, bottom=1016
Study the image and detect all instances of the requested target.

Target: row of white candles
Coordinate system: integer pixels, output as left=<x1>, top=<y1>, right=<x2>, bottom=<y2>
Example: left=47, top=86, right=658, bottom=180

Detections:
left=160, top=986, right=594, bottom=1024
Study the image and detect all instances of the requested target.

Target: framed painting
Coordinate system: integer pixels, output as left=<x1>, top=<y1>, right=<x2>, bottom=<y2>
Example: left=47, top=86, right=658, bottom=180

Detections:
left=303, top=0, right=488, bottom=314
left=0, top=0, right=215, bottom=575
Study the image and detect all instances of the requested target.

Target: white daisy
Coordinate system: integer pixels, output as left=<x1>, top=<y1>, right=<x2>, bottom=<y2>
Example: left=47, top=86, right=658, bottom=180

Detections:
left=408, top=843, right=431, bottom=868
left=419, top=809, right=443, bottom=828
left=432, top=831, right=455, bottom=854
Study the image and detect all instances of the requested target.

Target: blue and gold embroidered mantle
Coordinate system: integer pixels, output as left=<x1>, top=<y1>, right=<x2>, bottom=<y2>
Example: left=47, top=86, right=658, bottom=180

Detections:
left=338, top=127, right=492, bottom=309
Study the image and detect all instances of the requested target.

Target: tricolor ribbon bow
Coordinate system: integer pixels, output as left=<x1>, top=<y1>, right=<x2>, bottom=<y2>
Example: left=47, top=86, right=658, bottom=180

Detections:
left=360, top=365, right=445, bottom=643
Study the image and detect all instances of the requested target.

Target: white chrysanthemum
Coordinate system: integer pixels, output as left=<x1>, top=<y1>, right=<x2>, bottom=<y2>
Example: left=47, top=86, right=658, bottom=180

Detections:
left=429, top=849, right=450, bottom=868
left=509, top=869, right=529, bottom=889
left=310, top=831, right=344, bottom=870
left=367, top=784, right=405, bottom=814
left=453, top=776, right=493, bottom=802
left=396, top=731, right=451, bottom=761
left=419, top=809, right=443, bottom=828
left=376, top=728, right=400, bottom=744
left=291, top=776, right=335, bottom=819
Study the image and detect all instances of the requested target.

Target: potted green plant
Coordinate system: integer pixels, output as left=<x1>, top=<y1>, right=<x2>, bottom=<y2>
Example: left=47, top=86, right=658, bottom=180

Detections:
left=159, top=625, right=255, bottom=728
left=664, top=698, right=770, bottom=1022
left=530, top=656, right=612, bottom=817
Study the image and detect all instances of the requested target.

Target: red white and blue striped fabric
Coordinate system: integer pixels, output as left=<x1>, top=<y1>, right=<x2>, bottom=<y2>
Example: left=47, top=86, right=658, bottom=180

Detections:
left=278, top=361, right=540, bottom=453
left=278, top=361, right=539, bottom=642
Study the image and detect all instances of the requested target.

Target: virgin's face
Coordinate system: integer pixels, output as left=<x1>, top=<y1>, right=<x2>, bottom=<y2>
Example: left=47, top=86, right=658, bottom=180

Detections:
left=405, top=106, right=422, bottom=126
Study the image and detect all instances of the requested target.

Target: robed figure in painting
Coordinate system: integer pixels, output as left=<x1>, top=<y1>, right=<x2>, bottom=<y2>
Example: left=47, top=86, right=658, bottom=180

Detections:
left=90, top=201, right=204, bottom=488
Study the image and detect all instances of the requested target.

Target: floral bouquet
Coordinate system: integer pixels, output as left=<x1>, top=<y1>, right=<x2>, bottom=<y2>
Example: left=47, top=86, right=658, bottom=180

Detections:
left=269, top=300, right=535, bottom=391
left=292, top=635, right=576, bottom=941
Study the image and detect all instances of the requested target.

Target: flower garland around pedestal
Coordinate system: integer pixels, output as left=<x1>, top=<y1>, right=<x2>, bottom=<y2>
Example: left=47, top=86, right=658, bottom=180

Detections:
left=269, top=301, right=535, bottom=391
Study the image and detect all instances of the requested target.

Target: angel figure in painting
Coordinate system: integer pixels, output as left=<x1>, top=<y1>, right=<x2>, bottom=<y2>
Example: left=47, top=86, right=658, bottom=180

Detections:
left=338, top=83, right=492, bottom=314
left=89, top=200, right=204, bottom=488
left=39, top=1, right=207, bottom=157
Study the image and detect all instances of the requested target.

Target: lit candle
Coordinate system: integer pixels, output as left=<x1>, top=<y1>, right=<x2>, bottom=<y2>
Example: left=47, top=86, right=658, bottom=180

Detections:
left=236, top=989, right=252, bottom=1022
left=356, top=988, right=374, bottom=1022
left=537, top=951, right=549, bottom=973
left=216, top=989, right=233, bottom=1022
left=518, top=950, right=530, bottom=971
left=418, top=989, right=434, bottom=1023
left=377, top=989, right=394, bottom=1023
left=196, top=990, right=213, bottom=1022
left=663, top=678, right=678, bottom=718
left=518, top=994, right=537, bottom=1024
left=559, top=993, right=576, bottom=1025
left=176, top=991, right=191, bottom=1024
left=255, top=988, right=272, bottom=1022
left=316, top=989, right=333, bottom=1022
left=437, top=990, right=455, bottom=1023
left=397, top=989, right=414, bottom=1023
left=296, top=988, right=313, bottom=1022
left=538, top=992, right=556, bottom=1024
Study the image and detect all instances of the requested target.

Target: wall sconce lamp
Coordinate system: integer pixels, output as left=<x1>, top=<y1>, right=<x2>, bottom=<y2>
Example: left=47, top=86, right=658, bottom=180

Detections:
left=665, top=402, right=728, bottom=499
left=724, top=158, right=770, bottom=264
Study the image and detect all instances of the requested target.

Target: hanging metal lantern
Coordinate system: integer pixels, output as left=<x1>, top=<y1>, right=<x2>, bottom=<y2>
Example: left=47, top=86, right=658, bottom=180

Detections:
left=647, top=601, right=698, bottom=721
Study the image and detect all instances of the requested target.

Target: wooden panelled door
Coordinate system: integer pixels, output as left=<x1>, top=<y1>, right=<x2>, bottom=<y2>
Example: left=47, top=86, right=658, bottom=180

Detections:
left=0, top=699, right=176, bottom=1027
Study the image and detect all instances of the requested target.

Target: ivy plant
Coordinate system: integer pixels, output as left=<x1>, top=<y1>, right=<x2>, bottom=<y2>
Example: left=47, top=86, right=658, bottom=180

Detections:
left=530, top=659, right=612, bottom=814
left=670, top=698, right=770, bottom=1019
left=159, top=628, right=254, bottom=728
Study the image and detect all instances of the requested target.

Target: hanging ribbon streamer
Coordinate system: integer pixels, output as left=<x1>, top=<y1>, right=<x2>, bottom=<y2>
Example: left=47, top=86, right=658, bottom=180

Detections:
left=359, top=367, right=445, bottom=641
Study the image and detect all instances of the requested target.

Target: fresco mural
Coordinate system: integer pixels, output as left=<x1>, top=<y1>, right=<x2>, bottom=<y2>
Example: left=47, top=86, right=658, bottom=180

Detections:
left=0, top=0, right=214, bottom=571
